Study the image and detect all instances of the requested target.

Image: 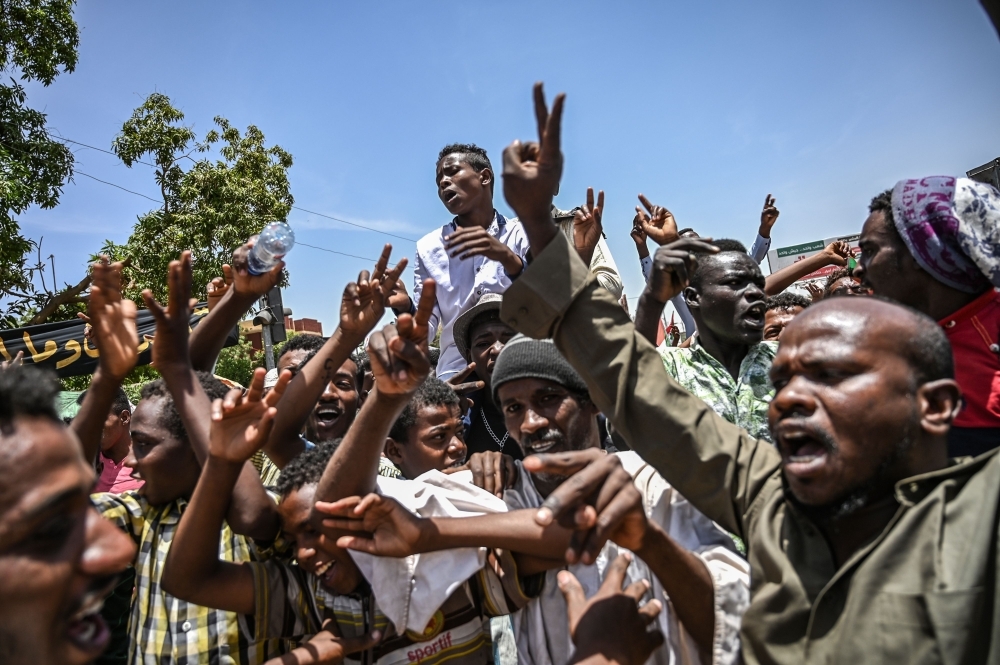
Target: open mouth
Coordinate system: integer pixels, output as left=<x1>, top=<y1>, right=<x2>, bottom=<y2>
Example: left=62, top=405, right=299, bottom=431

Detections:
left=314, top=559, right=337, bottom=587
left=524, top=435, right=561, bottom=455
left=314, top=406, right=342, bottom=428
left=66, top=582, right=114, bottom=654
left=442, top=189, right=459, bottom=206
left=448, top=457, right=467, bottom=469
left=743, top=303, right=766, bottom=329
left=778, top=430, right=830, bottom=478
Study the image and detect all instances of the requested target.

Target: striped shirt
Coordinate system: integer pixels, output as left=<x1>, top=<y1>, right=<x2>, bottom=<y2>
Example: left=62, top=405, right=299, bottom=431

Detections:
left=92, top=491, right=288, bottom=664
left=242, top=549, right=540, bottom=665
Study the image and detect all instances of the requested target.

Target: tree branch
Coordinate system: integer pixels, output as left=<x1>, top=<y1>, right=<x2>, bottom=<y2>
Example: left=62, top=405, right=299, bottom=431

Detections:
left=27, top=273, right=91, bottom=325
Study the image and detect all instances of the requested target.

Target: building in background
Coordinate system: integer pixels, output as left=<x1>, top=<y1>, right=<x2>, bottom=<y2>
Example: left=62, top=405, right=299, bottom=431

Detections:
left=968, top=158, right=1000, bottom=190
left=241, top=316, right=323, bottom=353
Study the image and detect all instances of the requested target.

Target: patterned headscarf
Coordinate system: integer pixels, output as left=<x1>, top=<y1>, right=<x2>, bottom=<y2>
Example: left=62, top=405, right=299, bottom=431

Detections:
left=891, top=176, right=1000, bottom=293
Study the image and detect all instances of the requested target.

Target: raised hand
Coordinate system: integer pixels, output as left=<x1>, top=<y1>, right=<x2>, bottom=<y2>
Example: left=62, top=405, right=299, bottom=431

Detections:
left=89, top=256, right=139, bottom=381
left=759, top=194, right=780, bottom=238
left=444, top=226, right=523, bottom=276
left=822, top=240, right=852, bottom=267
left=142, top=251, right=196, bottom=373
left=340, top=244, right=409, bottom=339
left=525, top=450, right=649, bottom=564
left=315, top=493, right=425, bottom=558
left=387, top=277, right=412, bottom=312
left=559, top=553, right=664, bottom=665
left=573, top=187, right=605, bottom=266
left=205, top=276, right=230, bottom=311
left=445, top=451, right=518, bottom=498
left=645, top=238, right=720, bottom=304
left=366, top=279, right=435, bottom=396
left=805, top=282, right=825, bottom=302
left=226, top=237, right=284, bottom=300
left=209, top=367, right=291, bottom=463
left=630, top=217, right=649, bottom=259
left=0, top=350, right=24, bottom=371
left=501, top=82, right=565, bottom=253
left=445, top=363, right=485, bottom=414
left=635, top=194, right=679, bottom=246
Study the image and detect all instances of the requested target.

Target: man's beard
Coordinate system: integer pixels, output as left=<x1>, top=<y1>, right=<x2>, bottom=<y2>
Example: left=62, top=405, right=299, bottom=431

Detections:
left=790, top=416, right=918, bottom=522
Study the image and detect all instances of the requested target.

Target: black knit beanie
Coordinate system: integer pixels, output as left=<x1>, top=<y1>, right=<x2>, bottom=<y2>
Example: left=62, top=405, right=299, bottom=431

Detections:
left=491, top=335, right=589, bottom=404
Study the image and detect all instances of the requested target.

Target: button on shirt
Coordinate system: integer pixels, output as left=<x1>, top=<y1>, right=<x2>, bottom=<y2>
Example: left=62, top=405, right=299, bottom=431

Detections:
left=500, top=231, right=1000, bottom=665
left=938, top=289, right=1000, bottom=429
left=658, top=337, right=777, bottom=443
left=413, top=211, right=530, bottom=378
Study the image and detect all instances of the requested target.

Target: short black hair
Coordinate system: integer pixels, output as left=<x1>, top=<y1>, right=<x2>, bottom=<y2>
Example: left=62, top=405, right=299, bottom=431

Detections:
left=690, top=238, right=751, bottom=289
left=866, top=296, right=954, bottom=386
left=274, top=439, right=340, bottom=497
left=823, top=267, right=852, bottom=295
left=278, top=335, right=326, bottom=364
left=388, top=377, right=460, bottom=443
left=0, top=366, right=60, bottom=433
left=355, top=348, right=371, bottom=375
left=78, top=386, right=131, bottom=416
left=677, top=227, right=697, bottom=237
left=428, top=347, right=440, bottom=369
left=868, top=188, right=906, bottom=250
left=437, top=143, right=492, bottom=174
left=139, top=371, right=230, bottom=444
left=766, top=292, right=811, bottom=312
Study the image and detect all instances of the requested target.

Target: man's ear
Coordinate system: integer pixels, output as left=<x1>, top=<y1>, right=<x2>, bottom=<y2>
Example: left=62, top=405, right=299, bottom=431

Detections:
left=384, top=438, right=404, bottom=467
left=120, top=410, right=131, bottom=426
left=357, top=389, right=368, bottom=408
left=917, top=379, right=963, bottom=436
left=480, top=167, right=493, bottom=190
left=683, top=285, right=700, bottom=311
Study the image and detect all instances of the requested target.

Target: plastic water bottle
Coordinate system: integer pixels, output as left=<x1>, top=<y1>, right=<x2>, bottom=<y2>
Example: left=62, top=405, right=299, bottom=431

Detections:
left=247, top=222, right=295, bottom=275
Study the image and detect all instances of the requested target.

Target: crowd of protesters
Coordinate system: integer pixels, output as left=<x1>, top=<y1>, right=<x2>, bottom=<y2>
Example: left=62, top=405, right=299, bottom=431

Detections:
left=2, top=81, right=1000, bottom=665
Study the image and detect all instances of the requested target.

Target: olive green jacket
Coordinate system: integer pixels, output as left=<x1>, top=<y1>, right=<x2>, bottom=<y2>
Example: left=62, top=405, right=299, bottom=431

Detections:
left=500, top=231, right=999, bottom=664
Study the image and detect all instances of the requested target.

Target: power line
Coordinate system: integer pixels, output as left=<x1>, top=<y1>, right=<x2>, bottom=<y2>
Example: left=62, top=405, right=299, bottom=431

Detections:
left=55, top=135, right=417, bottom=242
left=74, top=170, right=161, bottom=203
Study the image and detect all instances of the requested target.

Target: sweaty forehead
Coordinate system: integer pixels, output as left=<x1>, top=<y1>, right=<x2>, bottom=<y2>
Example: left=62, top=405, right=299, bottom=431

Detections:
left=700, top=252, right=761, bottom=280
left=436, top=153, right=469, bottom=174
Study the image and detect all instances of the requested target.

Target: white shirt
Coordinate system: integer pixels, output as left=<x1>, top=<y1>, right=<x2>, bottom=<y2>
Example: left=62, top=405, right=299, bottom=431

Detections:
left=413, top=211, right=530, bottom=379
left=504, top=451, right=750, bottom=665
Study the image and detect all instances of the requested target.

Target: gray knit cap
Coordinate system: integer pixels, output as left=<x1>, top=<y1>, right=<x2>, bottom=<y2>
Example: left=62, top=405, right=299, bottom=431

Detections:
left=491, top=335, right=589, bottom=404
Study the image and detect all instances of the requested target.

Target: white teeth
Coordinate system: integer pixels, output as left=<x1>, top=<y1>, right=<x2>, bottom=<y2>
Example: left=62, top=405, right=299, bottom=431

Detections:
left=70, top=593, right=106, bottom=622
left=315, top=560, right=333, bottom=576
left=77, top=620, right=96, bottom=643
left=789, top=455, right=819, bottom=463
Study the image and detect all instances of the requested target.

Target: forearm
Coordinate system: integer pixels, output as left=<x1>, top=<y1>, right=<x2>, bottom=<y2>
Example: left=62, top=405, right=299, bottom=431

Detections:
left=313, top=387, right=410, bottom=502
left=189, top=289, right=256, bottom=371
left=417, top=510, right=571, bottom=559
left=162, top=456, right=243, bottom=607
left=764, top=252, right=835, bottom=295
left=635, top=523, right=715, bottom=653
left=266, top=327, right=363, bottom=468
left=633, top=292, right=666, bottom=347
left=162, top=364, right=278, bottom=539
left=501, top=250, right=525, bottom=277
left=71, top=368, right=122, bottom=463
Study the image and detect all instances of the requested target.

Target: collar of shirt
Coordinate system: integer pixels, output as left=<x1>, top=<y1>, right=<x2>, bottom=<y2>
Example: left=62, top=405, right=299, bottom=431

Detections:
left=686, top=335, right=777, bottom=387
left=937, top=287, right=1000, bottom=330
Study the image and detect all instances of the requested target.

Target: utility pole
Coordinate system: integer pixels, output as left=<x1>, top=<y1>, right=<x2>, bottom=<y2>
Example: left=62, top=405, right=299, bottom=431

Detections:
left=253, top=287, right=290, bottom=371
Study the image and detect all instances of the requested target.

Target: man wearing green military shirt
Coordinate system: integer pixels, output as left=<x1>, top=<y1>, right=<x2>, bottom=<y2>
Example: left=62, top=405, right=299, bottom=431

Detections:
left=495, top=82, right=998, bottom=664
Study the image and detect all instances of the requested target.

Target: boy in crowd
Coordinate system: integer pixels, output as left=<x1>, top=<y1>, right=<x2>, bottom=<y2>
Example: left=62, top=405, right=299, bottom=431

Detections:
left=79, top=387, right=143, bottom=494
left=762, top=292, right=810, bottom=342
left=382, top=377, right=468, bottom=479
left=163, top=281, right=535, bottom=665
left=451, top=293, right=521, bottom=460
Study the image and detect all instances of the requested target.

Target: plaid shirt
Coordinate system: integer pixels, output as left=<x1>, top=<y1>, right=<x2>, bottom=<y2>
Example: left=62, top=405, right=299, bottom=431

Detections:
left=92, top=491, right=287, bottom=665
left=657, top=338, right=778, bottom=443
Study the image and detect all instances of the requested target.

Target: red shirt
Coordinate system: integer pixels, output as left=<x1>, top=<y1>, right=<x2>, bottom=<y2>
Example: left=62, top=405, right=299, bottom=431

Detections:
left=939, top=289, right=1000, bottom=428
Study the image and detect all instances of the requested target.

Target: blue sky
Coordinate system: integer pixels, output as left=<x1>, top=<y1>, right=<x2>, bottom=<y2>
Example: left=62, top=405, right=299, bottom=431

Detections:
left=15, top=0, right=1000, bottom=332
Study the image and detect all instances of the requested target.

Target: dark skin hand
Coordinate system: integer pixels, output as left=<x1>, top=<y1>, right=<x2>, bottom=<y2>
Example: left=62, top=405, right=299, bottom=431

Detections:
left=445, top=362, right=486, bottom=414
left=141, top=252, right=281, bottom=541
left=72, top=256, right=139, bottom=465
left=630, top=219, right=649, bottom=260
left=572, top=187, right=604, bottom=266
left=265, top=618, right=380, bottom=665
left=525, top=450, right=717, bottom=654
left=265, top=245, right=407, bottom=468
left=634, top=194, right=679, bottom=247
left=561, top=553, right=665, bottom=665
left=634, top=239, right=719, bottom=346
left=444, top=226, right=524, bottom=276
left=188, top=238, right=284, bottom=372
left=764, top=241, right=850, bottom=296
left=501, top=82, right=565, bottom=253
left=444, top=450, right=518, bottom=497
left=759, top=194, right=779, bottom=239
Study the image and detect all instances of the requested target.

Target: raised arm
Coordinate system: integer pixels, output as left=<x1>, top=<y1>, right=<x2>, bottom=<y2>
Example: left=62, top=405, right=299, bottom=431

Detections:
left=264, top=245, right=407, bottom=468
left=633, top=239, right=717, bottom=346
left=188, top=240, right=283, bottom=372
left=311, top=281, right=436, bottom=506
left=764, top=240, right=850, bottom=296
left=498, top=83, right=783, bottom=535
left=162, top=368, right=284, bottom=615
left=143, top=252, right=280, bottom=541
left=72, top=257, right=139, bottom=463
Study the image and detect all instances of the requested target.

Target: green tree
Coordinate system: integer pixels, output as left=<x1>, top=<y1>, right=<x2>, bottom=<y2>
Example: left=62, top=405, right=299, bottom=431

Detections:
left=103, top=93, right=294, bottom=303
left=0, top=0, right=78, bottom=325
